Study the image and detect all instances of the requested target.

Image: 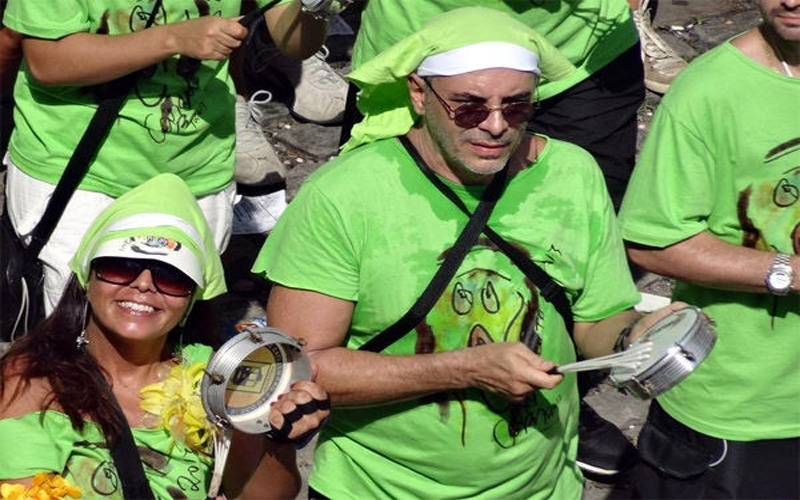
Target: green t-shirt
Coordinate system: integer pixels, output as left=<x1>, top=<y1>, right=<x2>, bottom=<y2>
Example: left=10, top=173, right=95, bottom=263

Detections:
left=0, top=344, right=214, bottom=499
left=619, top=41, right=800, bottom=441
left=254, top=136, right=639, bottom=499
left=2, top=0, right=277, bottom=197
left=351, top=0, right=638, bottom=101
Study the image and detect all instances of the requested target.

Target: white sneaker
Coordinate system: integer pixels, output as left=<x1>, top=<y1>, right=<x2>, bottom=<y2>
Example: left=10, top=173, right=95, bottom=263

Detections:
left=234, top=91, right=286, bottom=187
left=232, top=189, right=288, bottom=235
left=634, top=0, right=688, bottom=94
left=291, top=46, right=347, bottom=124
left=245, top=42, right=347, bottom=125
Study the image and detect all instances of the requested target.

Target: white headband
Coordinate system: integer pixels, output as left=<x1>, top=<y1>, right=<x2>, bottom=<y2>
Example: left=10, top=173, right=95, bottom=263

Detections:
left=416, top=41, right=541, bottom=77
left=78, top=213, right=206, bottom=287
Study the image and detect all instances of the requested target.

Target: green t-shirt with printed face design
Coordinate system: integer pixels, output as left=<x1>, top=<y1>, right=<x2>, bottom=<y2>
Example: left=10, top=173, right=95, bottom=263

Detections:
left=351, top=0, right=638, bottom=101
left=3, top=0, right=285, bottom=197
left=619, top=41, right=800, bottom=441
left=254, top=136, right=639, bottom=499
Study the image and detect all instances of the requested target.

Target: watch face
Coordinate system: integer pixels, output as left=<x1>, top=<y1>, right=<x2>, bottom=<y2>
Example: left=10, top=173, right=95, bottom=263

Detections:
left=768, top=269, right=793, bottom=292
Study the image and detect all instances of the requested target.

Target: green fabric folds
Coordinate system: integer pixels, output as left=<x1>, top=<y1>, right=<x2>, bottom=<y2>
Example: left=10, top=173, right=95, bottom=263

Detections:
left=343, top=6, right=575, bottom=152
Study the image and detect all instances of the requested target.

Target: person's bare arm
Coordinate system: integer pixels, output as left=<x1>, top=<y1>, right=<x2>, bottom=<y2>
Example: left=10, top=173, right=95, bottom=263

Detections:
left=572, top=302, right=688, bottom=359
left=627, top=231, right=800, bottom=294
left=263, top=1, right=327, bottom=60
left=267, top=285, right=563, bottom=407
left=0, top=370, right=53, bottom=490
left=21, top=16, right=248, bottom=86
left=0, top=27, right=22, bottom=94
left=223, top=434, right=299, bottom=500
left=223, top=380, right=329, bottom=499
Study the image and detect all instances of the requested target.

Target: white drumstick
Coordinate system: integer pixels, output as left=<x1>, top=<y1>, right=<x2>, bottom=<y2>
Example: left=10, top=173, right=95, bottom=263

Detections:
left=548, top=342, right=653, bottom=374
left=206, top=425, right=233, bottom=500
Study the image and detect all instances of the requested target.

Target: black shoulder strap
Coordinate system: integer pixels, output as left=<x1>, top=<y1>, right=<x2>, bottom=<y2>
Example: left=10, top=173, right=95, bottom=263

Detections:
left=403, top=136, right=574, bottom=333
left=93, top=370, right=157, bottom=500
left=109, top=411, right=157, bottom=500
left=25, top=0, right=163, bottom=261
left=358, top=137, right=509, bottom=353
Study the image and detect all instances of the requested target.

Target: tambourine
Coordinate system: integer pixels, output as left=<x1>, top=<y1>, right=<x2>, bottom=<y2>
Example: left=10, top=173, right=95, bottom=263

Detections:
left=201, top=325, right=312, bottom=434
left=609, top=306, right=716, bottom=399
left=201, top=325, right=312, bottom=499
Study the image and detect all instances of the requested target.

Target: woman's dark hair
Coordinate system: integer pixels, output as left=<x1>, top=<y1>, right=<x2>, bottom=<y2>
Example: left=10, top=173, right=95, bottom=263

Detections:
left=0, top=276, right=123, bottom=442
left=0, top=270, right=222, bottom=444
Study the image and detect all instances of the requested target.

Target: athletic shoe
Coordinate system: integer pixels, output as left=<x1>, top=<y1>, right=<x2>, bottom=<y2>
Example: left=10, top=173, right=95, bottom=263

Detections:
left=290, top=46, right=347, bottom=124
left=576, top=400, right=638, bottom=478
left=231, top=189, right=288, bottom=235
left=234, top=91, right=286, bottom=187
left=634, top=0, right=688, bottom=94
left=245, top=42, right=347, bottom=125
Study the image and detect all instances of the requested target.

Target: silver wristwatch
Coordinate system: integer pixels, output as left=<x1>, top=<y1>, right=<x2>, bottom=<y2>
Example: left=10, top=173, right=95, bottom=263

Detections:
left=765, top=253, right=794, bottom=295
left=300, top=0, right=353, bottom=20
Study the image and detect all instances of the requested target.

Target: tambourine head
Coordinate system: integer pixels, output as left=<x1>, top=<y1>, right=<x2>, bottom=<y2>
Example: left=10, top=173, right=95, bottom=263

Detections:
left=610, top=306, right=717, bottom=400
left=201, top=326, right=312, bottom=434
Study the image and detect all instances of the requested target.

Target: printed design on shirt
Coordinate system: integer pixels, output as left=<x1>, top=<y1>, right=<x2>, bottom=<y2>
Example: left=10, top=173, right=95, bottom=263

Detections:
left=140, top=443, right=208, bottom=498
left=66, top=438, right=206, bottom=497
left=414, top=238, right=562, bottom=448
left=62, top=440, right=119, bottom=496
left=737, top=137, right=800, bottom=254
left=91, top=1, right=229, bottom=143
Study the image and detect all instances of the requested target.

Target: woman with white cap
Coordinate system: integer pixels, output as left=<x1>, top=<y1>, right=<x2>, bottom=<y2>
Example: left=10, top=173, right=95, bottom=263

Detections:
left=0, top=173, right=329, bottom=499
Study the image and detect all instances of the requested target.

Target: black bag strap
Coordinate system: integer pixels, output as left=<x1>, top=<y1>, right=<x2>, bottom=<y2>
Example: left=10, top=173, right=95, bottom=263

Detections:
left=358, top=137, right=510, bottom=353
left=24, top=0, right=163, bottom=261
left=108, top=404, right=157, bottom=499
left=93, top=370, right=157, bottom=500
left=399, top=135, right=575, bottom=333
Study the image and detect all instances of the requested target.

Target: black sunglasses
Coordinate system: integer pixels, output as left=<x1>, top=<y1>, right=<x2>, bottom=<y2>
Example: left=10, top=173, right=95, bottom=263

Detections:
left=92, top=257, right=196, bottom=297
left=425, top=79, right=535, bottom=129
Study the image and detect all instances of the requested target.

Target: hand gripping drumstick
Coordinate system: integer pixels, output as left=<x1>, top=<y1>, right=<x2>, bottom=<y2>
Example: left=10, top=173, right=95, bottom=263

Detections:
left=546, top=342, right=653, bottom=375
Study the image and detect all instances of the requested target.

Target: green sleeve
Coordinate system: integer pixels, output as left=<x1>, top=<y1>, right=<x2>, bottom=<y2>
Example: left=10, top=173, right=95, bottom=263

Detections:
left=0, top=412, right=105, bottom=480
left=3, top=0, right=88, bottom=37
left=252, top=173, right=362, bottom=302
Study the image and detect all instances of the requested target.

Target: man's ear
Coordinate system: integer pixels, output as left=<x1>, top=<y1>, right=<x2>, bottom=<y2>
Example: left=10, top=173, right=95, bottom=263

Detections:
left=407, top=73, right=427, bottom=116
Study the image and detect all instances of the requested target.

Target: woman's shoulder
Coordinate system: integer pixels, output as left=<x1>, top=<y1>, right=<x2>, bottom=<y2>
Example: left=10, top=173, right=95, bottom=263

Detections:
left=0, top=360, right=54, bottom=419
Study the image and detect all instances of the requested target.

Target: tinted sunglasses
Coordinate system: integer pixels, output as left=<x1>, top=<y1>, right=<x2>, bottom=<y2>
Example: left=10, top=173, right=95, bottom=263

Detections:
left=92, top=257, right=196, bottom=297
left=425, top=79, right=535, bottom=129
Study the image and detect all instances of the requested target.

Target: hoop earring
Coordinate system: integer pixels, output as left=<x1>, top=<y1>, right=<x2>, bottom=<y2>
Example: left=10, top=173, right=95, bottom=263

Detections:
left=76, top=299, right=90, bottom=350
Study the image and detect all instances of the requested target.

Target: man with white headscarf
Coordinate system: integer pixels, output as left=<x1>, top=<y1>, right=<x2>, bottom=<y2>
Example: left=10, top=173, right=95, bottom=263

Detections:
left=253, top=8, right=683, bottom=499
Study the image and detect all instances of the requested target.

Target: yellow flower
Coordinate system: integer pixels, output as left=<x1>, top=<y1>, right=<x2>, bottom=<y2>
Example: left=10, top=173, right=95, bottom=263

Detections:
left=140, top=361, right=213, bottom=453
left=1, top=473, right=81, bottom=500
